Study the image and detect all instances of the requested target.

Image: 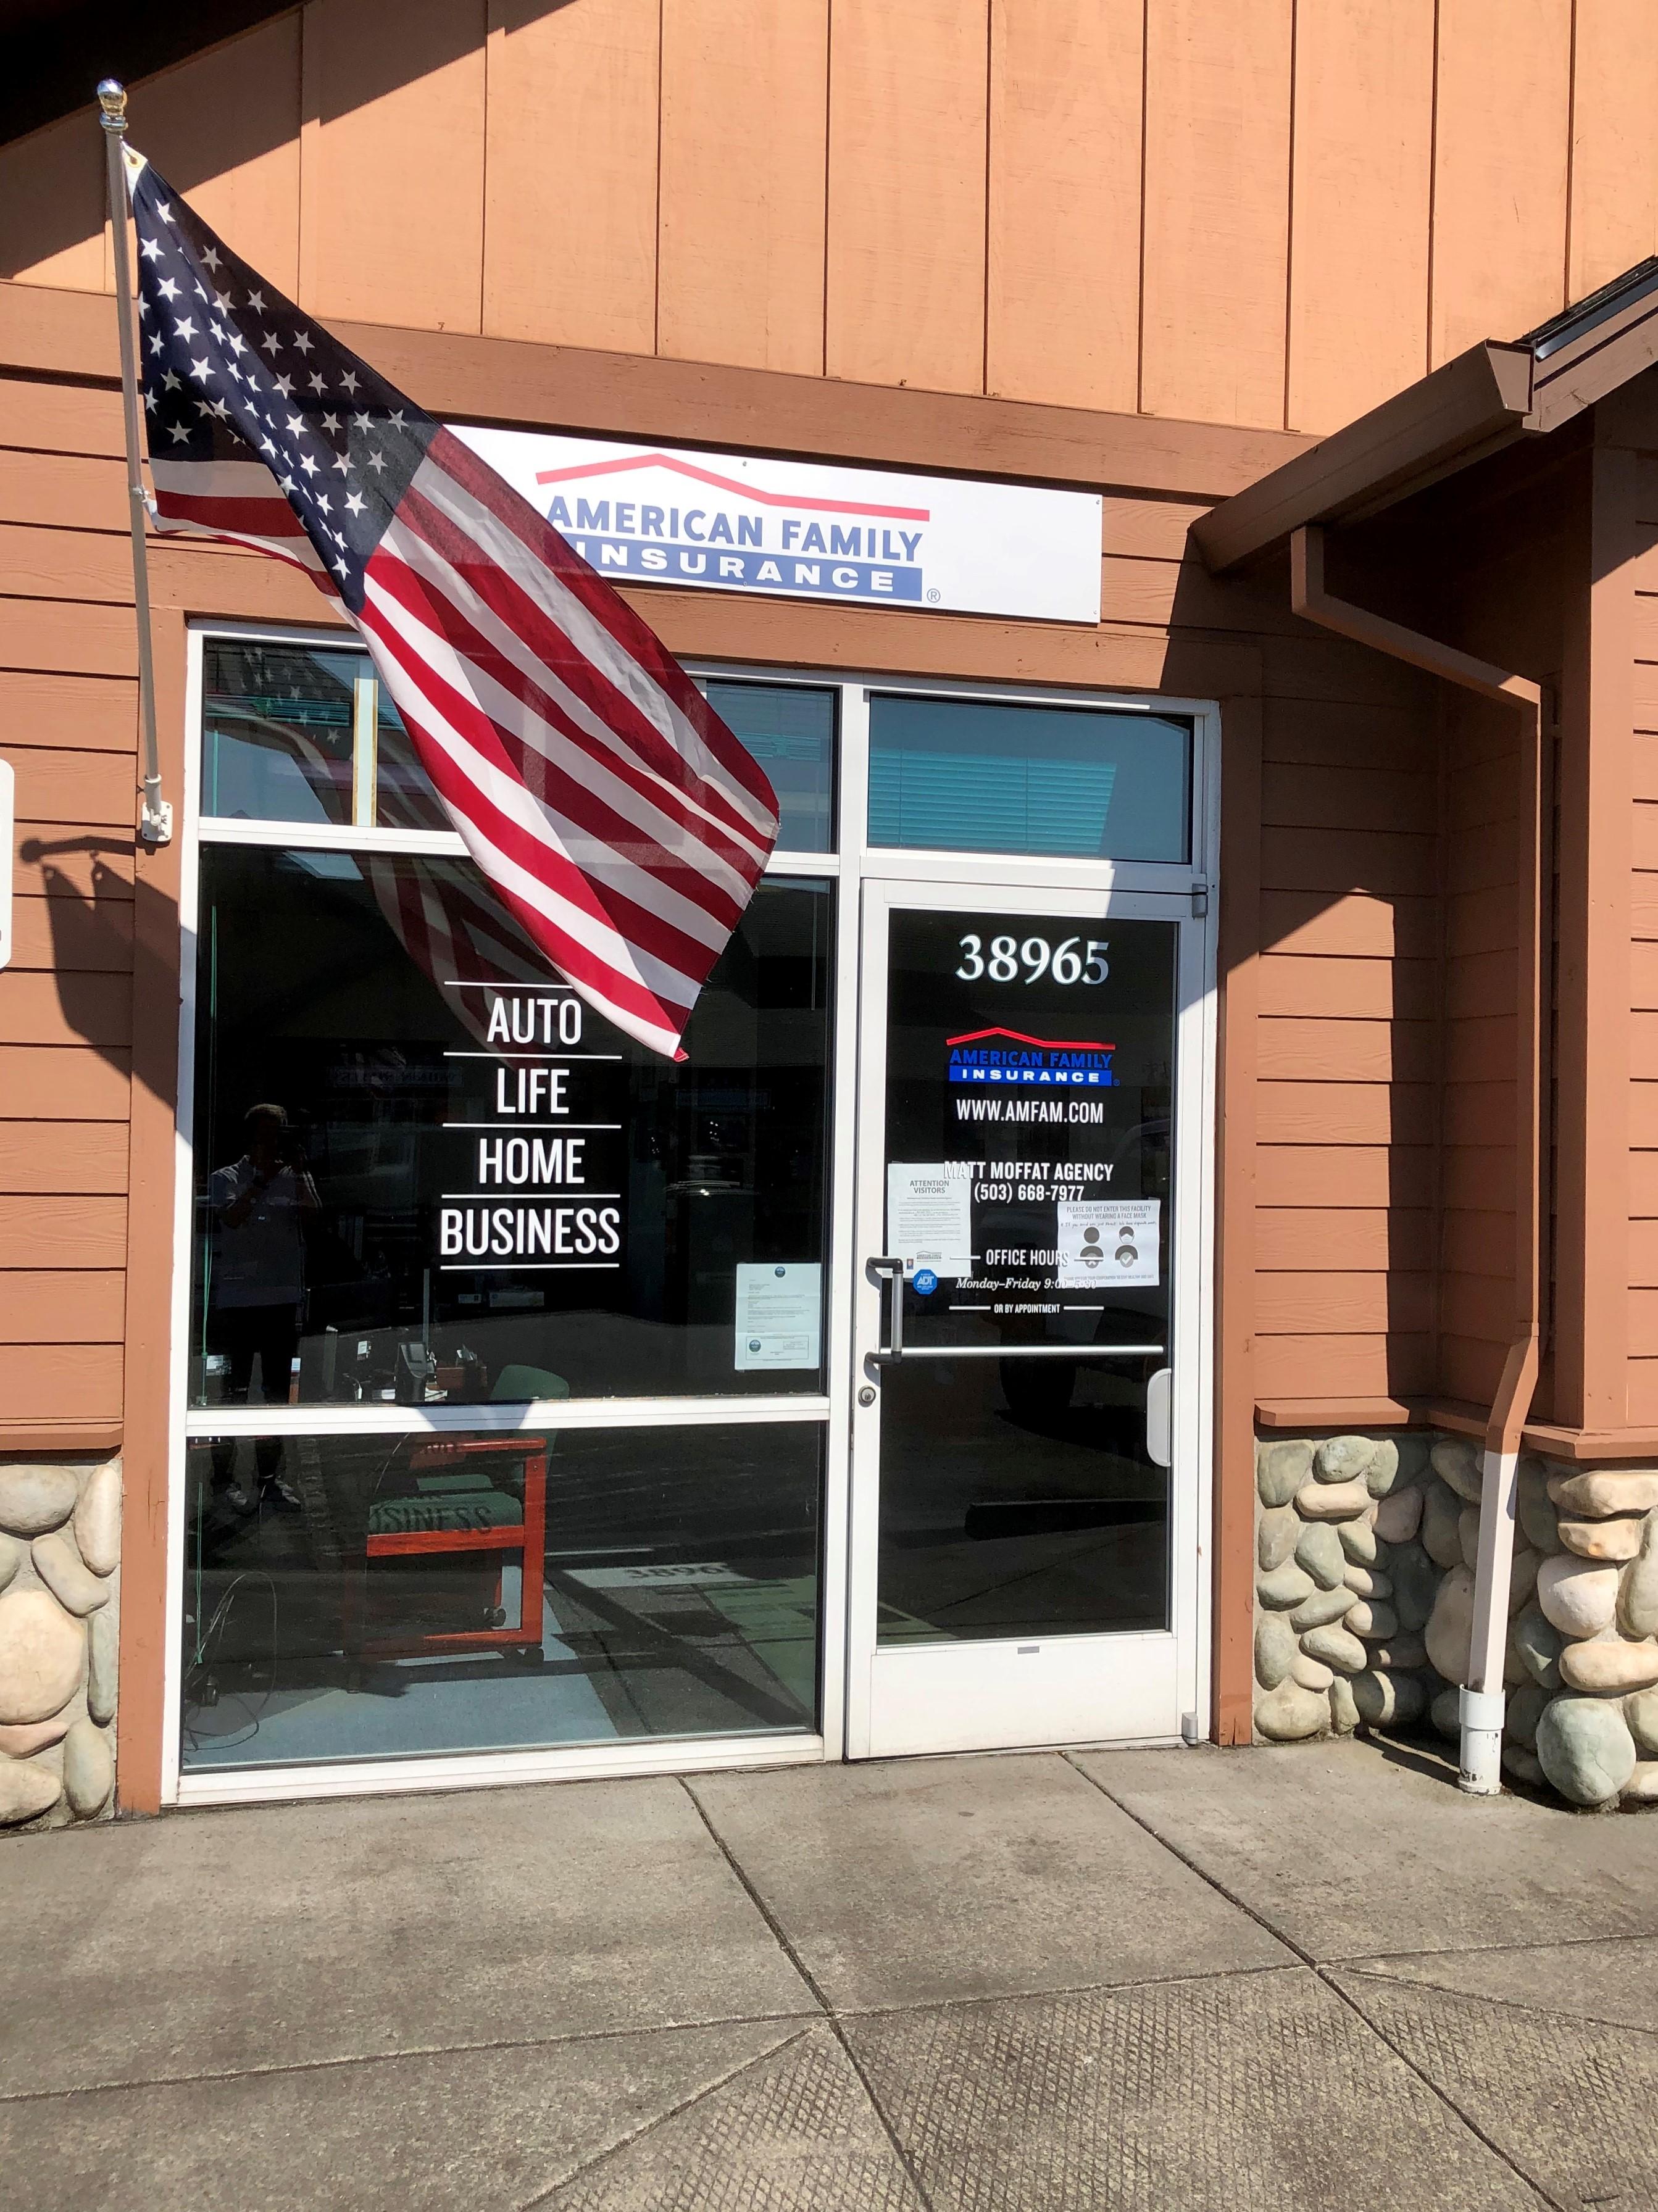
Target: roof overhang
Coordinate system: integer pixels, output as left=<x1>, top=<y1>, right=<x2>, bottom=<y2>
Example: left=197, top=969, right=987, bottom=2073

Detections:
left=1196, top=254, right=1658, bottom=573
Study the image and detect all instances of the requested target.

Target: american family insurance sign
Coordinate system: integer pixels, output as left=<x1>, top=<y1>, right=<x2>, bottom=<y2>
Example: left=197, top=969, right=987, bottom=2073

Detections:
left=453, top=429, right=1104, bottom=624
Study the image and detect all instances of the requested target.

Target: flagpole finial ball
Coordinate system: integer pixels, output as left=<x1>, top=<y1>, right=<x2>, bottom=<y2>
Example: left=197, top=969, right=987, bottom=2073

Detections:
left=96, top=80, right=128, bottom=126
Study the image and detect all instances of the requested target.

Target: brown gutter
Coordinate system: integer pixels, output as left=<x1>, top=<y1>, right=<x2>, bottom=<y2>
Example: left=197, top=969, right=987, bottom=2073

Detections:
left=1291, top=525, right=1545, bottom=1794
left=1196, top=345, right=1535, bottom=573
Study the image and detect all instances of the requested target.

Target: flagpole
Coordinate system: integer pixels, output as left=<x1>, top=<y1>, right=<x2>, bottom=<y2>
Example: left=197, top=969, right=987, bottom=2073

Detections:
left=96, top=79, right=172, bottom=846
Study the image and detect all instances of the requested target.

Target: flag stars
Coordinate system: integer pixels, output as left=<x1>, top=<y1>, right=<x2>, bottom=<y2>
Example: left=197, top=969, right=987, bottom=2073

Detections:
left=340, top=372, right=360, bottom=396
left=285, top=413, right=305, bottom=436
left=320, top=412, right=341, bottom=433
left=140, top=236, right=162, bottom=262
left=161, top=369, right=180, bottom=391
left=273, top=374, right=294, bottom=397
left=173, top=316, right=198, bottom=341
left=246, top=289, right=265, bottom=312
left=344, top=491, right=367, bottom=517
left=306, top=371, right=327, bottom=394
left=293, top=331, right=314, bottom=354
left=167, top=422, right=191, bottom=444
left=299, top=452, right=319, bottom=477
left=212, top=291, right=233, bottom=315
left=331, top=451, right=352, bottom=475
left=367, top=451, right=387, bottom=473
left=156, top=277, right=180, bottom=302
left=156, top=201, right=174, bottom=224
left=262, top=332, right=281, bottom=356
left=351, top=411, right=372, bottom=432
left=201, top=244, right=221, bottom=269
left=189, top=355, right=212, bottom=383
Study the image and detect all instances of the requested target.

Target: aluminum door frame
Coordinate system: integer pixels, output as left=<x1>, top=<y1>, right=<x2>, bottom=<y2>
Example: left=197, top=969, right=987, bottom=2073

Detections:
left=844, top=874, right=1216, bottom=1759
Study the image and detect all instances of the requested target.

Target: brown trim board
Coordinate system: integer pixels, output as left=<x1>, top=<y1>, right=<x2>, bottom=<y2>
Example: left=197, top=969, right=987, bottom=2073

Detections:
left=0, top=278, right=1310, bottom=501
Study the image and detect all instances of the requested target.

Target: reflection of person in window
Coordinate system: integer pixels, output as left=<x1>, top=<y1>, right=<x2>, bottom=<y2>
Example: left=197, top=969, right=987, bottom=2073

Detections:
left=209, top=1104, right=318, bottom=1511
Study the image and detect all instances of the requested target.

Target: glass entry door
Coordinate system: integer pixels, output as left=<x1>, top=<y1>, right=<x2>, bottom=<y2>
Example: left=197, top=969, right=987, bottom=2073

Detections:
left=846, top=881, right=1207, bottom=1757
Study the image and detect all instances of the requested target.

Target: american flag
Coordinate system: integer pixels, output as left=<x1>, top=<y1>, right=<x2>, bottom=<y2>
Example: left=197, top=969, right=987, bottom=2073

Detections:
left=123, top=147, right=779, bottom=1060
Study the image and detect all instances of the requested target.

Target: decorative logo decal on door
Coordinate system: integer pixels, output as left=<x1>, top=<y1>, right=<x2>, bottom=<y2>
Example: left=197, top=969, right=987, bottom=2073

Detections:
left=946, top=1028, right=1118, bottom=1090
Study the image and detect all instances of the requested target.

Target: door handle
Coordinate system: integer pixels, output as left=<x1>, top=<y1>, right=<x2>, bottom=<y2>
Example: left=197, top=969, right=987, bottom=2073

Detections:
left=867, top=1256, right=906, bottom=1362
left=1145, top=1365, right=1173, bottom=1468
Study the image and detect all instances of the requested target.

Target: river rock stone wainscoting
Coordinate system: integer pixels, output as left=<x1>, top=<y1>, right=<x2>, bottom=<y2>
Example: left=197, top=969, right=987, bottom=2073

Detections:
left=0, top=1456, right=120, bottom=1830
left=1254, top=1431, right=1658, bottom=1810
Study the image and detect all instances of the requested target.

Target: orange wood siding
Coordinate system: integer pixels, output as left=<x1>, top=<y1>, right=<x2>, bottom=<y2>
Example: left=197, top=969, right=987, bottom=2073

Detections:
left=0, top=372, right=136, bottom=1444
left=1251, top=677, right=1441, bottom=1418
left=1, top=3, right=1651, bottom=435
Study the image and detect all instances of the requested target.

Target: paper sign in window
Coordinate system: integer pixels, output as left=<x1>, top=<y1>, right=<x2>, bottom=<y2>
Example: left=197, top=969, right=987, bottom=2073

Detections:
left=735, top=1263, right=822, bottom=1371
left=886, top=1163, right=973, bottom=1279
left=1056, top=1199, right=1160, bottom=1287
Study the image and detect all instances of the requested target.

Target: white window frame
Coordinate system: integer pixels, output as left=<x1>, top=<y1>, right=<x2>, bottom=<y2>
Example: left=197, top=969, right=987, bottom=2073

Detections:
left=164, top=618, right=1219, bottom=1807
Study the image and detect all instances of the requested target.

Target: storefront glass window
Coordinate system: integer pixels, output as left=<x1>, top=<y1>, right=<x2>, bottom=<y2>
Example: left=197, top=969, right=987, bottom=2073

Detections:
left=201, top=639, right=358, bottom=823
left=189, top=847, right=832, bottom=1408
left=703, top=680, right=836, bottom=852
left=181, top=1421, right=821, bottom=1769
left=867, top=695, right=1191, bottom=861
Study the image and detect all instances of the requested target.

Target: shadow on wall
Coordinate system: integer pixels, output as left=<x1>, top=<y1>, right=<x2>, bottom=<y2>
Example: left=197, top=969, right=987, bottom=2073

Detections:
left=21, top=836, right=180, bottom=1108
left=0, top=0, right=581, bottom=276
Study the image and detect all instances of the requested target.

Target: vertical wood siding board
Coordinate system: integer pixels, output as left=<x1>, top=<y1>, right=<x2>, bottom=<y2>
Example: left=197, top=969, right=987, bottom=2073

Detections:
left=125, top=14, right=305, bottom=296
left=985, top=0, right=1142, bottom=410
left=0, top=110, right=106, bottom=293
left=1141, top=0, right=1293, bottom=427
left=1566, top=0, right=1658, bottom=304
left=656, top=1, right=829, bottom=375
left=825, top=0, right=990, bottom=394
left=1215, top=688, right=1262, bottom=1746
left=1577, top=442, right=1638, bottom=1423
left=304, top=0, right=486, bottom=334
left=1430, top=0, right=1572, bottom=367
left=114, top=609, right=188, bottom=1816
left=1286, top=0, right=1435, bottom=434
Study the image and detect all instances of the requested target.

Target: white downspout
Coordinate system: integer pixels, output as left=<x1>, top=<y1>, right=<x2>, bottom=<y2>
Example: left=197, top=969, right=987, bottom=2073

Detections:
left=1290, top=526, right=1545, bottom=1796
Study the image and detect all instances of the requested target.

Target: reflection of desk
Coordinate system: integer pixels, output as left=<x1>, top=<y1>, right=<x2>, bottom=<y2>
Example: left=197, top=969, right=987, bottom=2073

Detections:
left=352, top=1438, right=546, bottom=1665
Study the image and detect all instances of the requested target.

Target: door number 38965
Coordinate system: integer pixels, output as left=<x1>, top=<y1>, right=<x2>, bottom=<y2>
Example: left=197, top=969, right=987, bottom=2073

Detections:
left=956, top=933, right=1109, bottom=985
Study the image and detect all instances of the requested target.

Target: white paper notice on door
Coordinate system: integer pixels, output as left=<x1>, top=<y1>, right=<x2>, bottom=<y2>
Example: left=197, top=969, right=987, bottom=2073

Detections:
left=735, top=1262, right=822, bottom=1371
left=887, top=1162, right=973, bottom=1278
left=1056, top=1199, right=1161, bottom=1287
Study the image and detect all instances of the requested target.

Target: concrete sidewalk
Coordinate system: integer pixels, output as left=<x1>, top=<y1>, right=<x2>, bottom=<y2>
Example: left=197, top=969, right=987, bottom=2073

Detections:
left=2, top=1738, right=1656, bottom=2211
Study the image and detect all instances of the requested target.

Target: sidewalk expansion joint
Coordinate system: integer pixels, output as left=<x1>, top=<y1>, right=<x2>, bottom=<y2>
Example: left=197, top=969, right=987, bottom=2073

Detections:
left=678, top=1775, right=941, bottom=2212
left=1062, top=1750, right=1572, bottom=2212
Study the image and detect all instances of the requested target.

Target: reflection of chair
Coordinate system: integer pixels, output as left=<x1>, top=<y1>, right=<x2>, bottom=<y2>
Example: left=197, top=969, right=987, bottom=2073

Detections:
left=352, top=1438, right=548, bottom=1665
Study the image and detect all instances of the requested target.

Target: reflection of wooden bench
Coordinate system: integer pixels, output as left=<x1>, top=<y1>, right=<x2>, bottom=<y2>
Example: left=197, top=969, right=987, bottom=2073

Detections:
left=353, top=1439, right=547, bottom=1665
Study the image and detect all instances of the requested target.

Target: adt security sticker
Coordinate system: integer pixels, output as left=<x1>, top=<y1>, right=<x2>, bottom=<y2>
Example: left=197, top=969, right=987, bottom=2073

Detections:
left=1056, top=1200, right=1160, bottom=1287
